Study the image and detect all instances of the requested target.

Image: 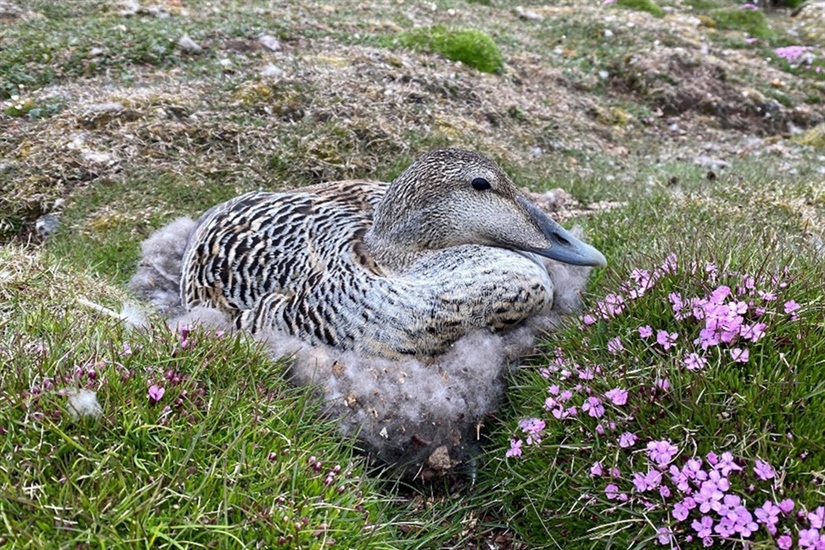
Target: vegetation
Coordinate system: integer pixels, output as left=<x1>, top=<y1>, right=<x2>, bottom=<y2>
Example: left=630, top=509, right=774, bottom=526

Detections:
left=617, top=0, right=665, bottom=18
left=395, top=25, right=504, bottom=74
left=1, top=0, right=824, bottom=548
left=711, top=8, right=775, bottom=40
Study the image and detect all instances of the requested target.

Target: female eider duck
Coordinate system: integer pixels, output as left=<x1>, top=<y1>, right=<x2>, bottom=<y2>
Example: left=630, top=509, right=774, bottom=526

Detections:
left=131, top=148, right=606, bottom=476
left=177, top=148, right=604, bottom=358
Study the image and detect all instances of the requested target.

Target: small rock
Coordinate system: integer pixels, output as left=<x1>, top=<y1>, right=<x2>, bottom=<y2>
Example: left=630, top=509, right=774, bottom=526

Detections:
left=693, top=156, right=730, bottom=170
left=119, top=0, right=139, bottom=16
left=86, top=102, right=125, bottom=114
left=530, top=147, right=543, bottom=157
left=604, top=29, right=614, bottom=38
left=82, top=150, right=116, bottom=165
left=35, top=214, right=60, bottom=238
left=218, top=58, right=232, bottom=69
left=514, top=6, right=544, bottom=21
left=260, top=64, right=285, bottom=78
left=598, top=70, right=609, bottom=79
left=427, top=445, right=454, bottom=471
left=258, top=34, right=281, bottom=52
left=177, top=34, right=203, bottom=53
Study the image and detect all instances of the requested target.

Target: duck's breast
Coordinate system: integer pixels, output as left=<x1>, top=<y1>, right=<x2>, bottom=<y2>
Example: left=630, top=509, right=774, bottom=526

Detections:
left=307, top=246, right=552, bottom=358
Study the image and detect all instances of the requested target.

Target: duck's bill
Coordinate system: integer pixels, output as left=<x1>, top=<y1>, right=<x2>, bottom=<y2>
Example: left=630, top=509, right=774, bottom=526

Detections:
left=519, top=197, right=608, bottom=267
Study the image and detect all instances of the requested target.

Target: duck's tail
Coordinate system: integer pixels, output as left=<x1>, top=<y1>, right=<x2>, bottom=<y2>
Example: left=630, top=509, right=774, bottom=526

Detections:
left=129, top=217, right=197, bottom=317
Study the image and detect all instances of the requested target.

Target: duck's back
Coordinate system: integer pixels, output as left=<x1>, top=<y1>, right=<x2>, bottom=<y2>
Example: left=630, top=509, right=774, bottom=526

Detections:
left=180, top=181, right=386, bottom=318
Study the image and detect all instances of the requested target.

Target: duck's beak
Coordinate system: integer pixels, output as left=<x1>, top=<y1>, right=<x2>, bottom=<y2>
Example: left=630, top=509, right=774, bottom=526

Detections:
left=518, top=197, right=607, bottom=267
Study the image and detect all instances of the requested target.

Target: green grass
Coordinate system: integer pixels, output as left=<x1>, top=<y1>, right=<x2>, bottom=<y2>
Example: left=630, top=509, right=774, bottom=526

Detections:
left=0, top=248, right=401, bottom=548
left=616, top=0, right=665, bottom=18
left=710, top=8, right=775, bottom=40
left=394, top=25, right=504, bottom=74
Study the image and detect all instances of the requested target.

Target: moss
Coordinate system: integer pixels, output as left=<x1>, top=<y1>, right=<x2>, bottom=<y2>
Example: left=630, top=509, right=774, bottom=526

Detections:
left=396, top=25, right=503, bottom=74
left=793, top=123, right=825, bottom=148
left=710, top=8, right=774, bottom=39
left=616, top=0, right=665, bottom=18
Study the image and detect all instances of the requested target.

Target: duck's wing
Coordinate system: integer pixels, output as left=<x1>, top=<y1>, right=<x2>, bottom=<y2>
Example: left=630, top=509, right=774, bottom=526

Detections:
left=180, top=180, right=387, bottom=318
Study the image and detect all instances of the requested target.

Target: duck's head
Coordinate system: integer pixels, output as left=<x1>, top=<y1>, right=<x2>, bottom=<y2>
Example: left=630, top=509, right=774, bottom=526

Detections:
left=367, top=149, right=607, bottom=270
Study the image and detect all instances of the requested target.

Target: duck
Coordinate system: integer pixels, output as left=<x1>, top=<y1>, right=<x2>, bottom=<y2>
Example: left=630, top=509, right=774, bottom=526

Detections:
left=131, top=148, right=606, bottom=477
left=175, top=148, right=605, bottom=359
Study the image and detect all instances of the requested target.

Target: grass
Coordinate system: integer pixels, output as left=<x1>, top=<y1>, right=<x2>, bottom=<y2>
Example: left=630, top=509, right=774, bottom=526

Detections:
left=394, top=25, right=504, bottom=74
left=3, top=0, right=825, bottom=548
left=0, top=247, right=402, bottom=548
left=710, top=8, right=775, bottom=40
left=616, top=0, right=665, bottom=18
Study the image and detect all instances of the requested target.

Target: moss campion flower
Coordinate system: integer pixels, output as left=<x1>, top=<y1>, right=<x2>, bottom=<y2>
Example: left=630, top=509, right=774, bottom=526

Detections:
left=753, top=459, right=775, bottom=480
left=619, top=432, right=638, bottom=448
left=605, top=387, right=628, bottom=406
left=148, top=384, right=165, bottom=404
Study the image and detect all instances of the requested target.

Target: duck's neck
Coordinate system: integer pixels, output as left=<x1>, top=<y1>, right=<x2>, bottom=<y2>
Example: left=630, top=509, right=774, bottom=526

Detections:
left=364, top=216, right=434, bottom=272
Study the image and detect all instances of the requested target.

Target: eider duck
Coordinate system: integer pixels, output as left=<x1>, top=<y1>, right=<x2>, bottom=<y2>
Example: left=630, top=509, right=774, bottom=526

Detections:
left=176, top=148, right=605, bottom=359
left=131, top=148, right=606, bottom=476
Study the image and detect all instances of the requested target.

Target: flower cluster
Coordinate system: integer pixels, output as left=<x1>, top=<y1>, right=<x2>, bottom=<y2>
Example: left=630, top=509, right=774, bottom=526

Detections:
left=774, top=46, right=822, bottom=74
left=505, top=253, right=817, bottom=547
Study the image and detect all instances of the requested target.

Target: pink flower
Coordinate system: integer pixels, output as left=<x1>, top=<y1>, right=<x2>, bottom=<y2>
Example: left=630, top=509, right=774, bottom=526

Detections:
left=656, top=330, right=678, bottom=350
left=692, top=515, right=714, bottom=538
left=647, top=439, right=679, bottom=466
left=778, top=499, right=795, bottom=514
left=683, top=352, right=707, bottom=371
left=655, top=377, right=670, bottom=391
left=777, top=535, right=792, bottom=550
left=590, top=462, right=603, bottom=477
left=673, top=501, right=691, bottom=521
left=753, top=459, right=775, bottom=480
left=730, top=348, right=749, bottom=363
left=655, top=527, right=672, bottom=545
left=808, top=506, right=825, bottom=529
left=754, top=500, right=780, bottom=526
left=605, top=483, right=620, bottom=499
left=639, top=325, right=653, bottom=339
left=799, top=528, right=821, bottom=548
left=715, top=452, right=742, bottom=476
left=506, top=437, right=523, bottom=458
left=740, top=322, right=766, bottom=342
left=607, top=337, right=624, bottom=354
left=582, top=396, right=605, bottom=418
left=784, top=300, right=801, bottom=315
left=619, top=432, right=638, bottom=448
left=775, top=46, right=812, bottom=65
left=739, top=2, right=758, bottom=9
left=148, top=384, right=165, bottom=404
left=633, top=469, right=662, bottom=492
left=519, top=418, right=545, bottom=445
left=605, top=387, right=628, bottom=406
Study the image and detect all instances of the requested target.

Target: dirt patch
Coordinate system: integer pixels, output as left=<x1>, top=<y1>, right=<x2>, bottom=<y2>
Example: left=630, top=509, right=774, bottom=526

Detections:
left=612, top=46, right=823, bottom=133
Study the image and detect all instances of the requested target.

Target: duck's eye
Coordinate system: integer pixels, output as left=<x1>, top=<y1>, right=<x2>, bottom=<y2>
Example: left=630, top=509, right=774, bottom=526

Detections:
left=471, top=177, right=491, bottom=191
